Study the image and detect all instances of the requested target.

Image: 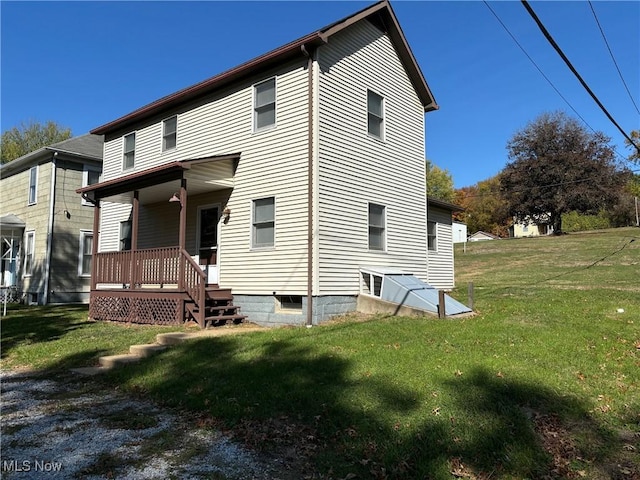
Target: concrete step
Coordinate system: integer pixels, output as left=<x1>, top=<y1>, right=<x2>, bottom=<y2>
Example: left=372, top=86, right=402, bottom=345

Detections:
left=99, top=354, right=141, bottom=370
left=156, top=332, right=191, bottom=346
left=130, top=343, right=167, bottom=358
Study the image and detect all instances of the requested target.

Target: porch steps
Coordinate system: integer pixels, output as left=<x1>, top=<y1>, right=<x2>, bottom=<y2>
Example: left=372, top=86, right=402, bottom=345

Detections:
left=71, top=326, right=265, bottom=376
left=185, top=286, right=247, bottom=327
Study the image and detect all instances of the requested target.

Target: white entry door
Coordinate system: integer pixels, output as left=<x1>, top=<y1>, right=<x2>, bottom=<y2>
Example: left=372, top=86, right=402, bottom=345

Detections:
left=196, top=205, right=220, bottom=284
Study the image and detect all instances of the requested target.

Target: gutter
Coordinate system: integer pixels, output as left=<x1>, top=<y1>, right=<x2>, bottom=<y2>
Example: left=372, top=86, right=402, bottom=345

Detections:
left=43, top=151, right=58, bottom=305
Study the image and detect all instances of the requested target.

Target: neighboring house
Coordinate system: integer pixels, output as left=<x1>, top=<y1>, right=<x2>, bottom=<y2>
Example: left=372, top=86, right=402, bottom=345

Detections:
left=468, top=231, right=500, bottom=242
left=509, top=217, right=554, bottom=238
left=452, top=222, right=467, bottom=244
left=426, top=197, right=463, bottom=290
left=0, top=134, right=103, bottom=304
left=79, top=0, right=446, bottom=327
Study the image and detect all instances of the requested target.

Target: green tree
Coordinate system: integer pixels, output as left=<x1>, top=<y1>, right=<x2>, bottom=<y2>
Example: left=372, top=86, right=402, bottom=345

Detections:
left=1, top=120, right=72, bottom=164
left=454, top=175, right=510, bottom=237
left=625, top=130, right=640, bottom=164
left=425, top=159, right=455, bottom=203
left=500, top=111, right=624, bottom=234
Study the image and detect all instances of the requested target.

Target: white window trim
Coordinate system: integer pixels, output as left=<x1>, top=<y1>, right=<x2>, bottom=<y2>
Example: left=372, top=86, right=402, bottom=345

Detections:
left=367, top=89, right=385, bottom=141
left=81, top=166, right=101, bottom=206
left=252, top=77, right=277, bottom=133
left=368, top=202, right=387, bottom=252
left=122, top=132, right=136, bottom=171
left=161, top=115, right=178, bottom=152
left=78, top=230, right=93, bottom=277
left=23, top=231, right=35, bottom=277
left=251, top=196, right=276, bottom=250
left=28, top=165, right=38, bottom=205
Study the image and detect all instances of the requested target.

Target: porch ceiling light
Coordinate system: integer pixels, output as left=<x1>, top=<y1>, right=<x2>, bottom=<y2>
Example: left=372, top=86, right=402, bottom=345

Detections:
left=169, top=193, right=182, bottom=206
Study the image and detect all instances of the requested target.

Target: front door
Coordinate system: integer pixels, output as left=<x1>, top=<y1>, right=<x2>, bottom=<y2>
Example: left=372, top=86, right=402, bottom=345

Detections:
left=197, top=205, right=220, bottom=284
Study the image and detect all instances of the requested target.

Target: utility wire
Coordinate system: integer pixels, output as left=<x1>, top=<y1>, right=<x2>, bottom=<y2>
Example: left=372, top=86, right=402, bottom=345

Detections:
left=521, top=0, right=640, bottom=155
left=482, top=1, right=630, bottom=164
left=588, top=1, right=640, bottom=116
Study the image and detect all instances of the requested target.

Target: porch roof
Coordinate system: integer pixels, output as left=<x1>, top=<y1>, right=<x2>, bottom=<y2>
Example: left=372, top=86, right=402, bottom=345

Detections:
left=77, top=153, right=240, bottom=205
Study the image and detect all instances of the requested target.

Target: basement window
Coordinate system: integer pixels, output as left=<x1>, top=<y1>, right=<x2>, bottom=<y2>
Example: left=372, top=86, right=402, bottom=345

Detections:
left=361, top=271, right=383, bottom=297
left=276, top=295, right=302, bottom=313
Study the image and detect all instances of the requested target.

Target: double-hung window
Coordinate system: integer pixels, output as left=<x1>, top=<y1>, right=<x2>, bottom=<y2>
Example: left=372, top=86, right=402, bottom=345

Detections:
left=162, top=116, right=177, bottom=151
left=254, top=78, right=276, bottom=131
left=367, top=90, right=384, bottom=139
left=24, top=231, right=35, bottom=276
left=79, top=231, right=93, bottom=276
left=427, top=221, right=437, bottom=251
left=123, top=133, right=135, bottom=170
left=252, top=197, right=275, bottom=248
left=368, top=203, right=386, bottom=251
left=28, top=166, right=38, bottom=205
left=120, top=220, right=132, bottom=251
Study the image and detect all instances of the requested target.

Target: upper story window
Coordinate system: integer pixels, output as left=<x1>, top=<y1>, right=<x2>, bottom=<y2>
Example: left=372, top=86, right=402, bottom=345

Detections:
left=252, top=196, right=275, bottom=248
left=254, top=78, right=276, bottom=132
left=367, top=90, right=384, bottom=140
left=28, top=166, right=38, bottom=205
left=427, top=220, right=437, bottom=251
left=368, top=203, right=386, bottom=251
left=82, top=167, right=100, bottom=206
left=78, top=231, right=93, bottom=276
left=123, top=133, right=135, bottom=170
left=162, top=116, right=177, bottom=151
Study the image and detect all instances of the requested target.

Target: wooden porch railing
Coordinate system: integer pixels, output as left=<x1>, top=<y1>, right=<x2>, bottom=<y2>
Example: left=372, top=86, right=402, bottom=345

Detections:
left=93, top=246, right=206, bottom=324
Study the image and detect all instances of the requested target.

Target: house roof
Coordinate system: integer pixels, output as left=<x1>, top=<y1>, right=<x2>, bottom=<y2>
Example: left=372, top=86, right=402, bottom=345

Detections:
left=427, top=196, right=464, bottom=212
left=0, top=214, right=26, bottom=229
left=90, top=0, right=438, bottom=136
left=0, top=134, right=103, bottom=177
left=469, top=231, right=501, bottom=240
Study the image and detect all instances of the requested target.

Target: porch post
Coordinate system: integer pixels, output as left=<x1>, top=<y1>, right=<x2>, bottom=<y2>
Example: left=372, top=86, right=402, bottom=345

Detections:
left=91, top=199, right=100, bottom=291
left=178, top=179, right=187, bottom=290
left=131, top=191, right=140, bottom=288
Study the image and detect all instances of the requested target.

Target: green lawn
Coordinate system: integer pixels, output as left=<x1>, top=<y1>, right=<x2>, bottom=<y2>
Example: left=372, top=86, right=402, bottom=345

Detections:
left=2, top=227, right=638, bottom=479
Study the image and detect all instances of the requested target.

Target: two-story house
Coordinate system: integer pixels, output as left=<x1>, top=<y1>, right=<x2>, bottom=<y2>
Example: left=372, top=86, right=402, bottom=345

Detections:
left=79, top=0, right=455, bottom=327
left=1, top=134, right=103, bottom=304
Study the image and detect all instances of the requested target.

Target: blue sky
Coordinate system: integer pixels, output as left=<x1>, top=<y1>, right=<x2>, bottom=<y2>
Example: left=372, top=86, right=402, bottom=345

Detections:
left=2, top=1, right=638, bottom=188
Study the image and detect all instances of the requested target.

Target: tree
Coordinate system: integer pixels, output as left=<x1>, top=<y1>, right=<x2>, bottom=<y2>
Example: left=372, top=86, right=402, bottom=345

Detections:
left=500, top=111, right=625, bottom=234
left=425, top=159, right=455, bottom=203
left=625, top=130, right=640, bottom=164
left=1, top=120, right=72, bottom=164
left=454, top=175, right=510, bottom=237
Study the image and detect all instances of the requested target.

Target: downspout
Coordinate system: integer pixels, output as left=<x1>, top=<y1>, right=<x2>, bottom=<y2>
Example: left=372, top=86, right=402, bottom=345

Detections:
left=302, top=44, right=314, bottom=327
left=43, top=151, right=58, bottom=305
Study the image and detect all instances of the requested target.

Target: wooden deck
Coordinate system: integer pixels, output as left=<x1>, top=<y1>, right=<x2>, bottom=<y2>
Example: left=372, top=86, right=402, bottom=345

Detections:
left=89, top=247, right=245, bottom=327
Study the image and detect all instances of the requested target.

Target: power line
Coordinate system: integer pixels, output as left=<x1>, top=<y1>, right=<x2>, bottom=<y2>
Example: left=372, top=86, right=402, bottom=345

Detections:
left=588, top=1, right=640, bottom=116
left=482, top=1, right=631, bottom=164
left=521, top=0, right=640, bottom=155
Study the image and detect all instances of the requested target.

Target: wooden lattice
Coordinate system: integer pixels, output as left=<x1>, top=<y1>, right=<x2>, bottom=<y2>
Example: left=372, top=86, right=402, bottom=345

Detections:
left=90, top=293, right=181, bottom=325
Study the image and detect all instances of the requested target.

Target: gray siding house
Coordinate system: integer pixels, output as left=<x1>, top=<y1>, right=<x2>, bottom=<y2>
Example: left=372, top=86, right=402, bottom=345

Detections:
left=0, top=134, right=103, bottom=304
left=80, top=0, right=452, bottom=327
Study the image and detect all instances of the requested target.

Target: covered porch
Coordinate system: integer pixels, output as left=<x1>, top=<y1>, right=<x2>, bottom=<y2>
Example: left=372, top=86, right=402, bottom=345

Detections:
left=78, top=153, right=245, bottom=327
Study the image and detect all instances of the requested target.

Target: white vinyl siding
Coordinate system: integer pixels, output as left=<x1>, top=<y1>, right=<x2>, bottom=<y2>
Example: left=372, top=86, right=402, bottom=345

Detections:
left=99, top=61, right=309, bottom=294
left=162, top=116, right=177, bottom=151
left=426, top=207, right=455, bottom=290
left=316, top=19, right=427, bottom=295
left=28, top=166, right=38, bottom=205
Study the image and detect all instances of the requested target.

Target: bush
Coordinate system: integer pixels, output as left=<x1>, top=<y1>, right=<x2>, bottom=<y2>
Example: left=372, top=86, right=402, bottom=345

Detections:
left=562, top=211, right=611, bottom=232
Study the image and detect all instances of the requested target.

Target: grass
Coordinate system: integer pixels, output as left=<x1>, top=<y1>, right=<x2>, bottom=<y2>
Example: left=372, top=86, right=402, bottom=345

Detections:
left=1, top=227, right=638, bottom=479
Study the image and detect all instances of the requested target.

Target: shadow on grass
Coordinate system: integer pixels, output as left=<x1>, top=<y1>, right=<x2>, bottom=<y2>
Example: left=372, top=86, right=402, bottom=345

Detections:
left=103, top=336, right=626, bottom=479
left=0, top=304, right=92, bottom=360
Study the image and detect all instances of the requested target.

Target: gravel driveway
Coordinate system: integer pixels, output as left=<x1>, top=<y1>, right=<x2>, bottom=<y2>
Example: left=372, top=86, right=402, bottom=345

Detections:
left=1, top=370, right=294, bottom=479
